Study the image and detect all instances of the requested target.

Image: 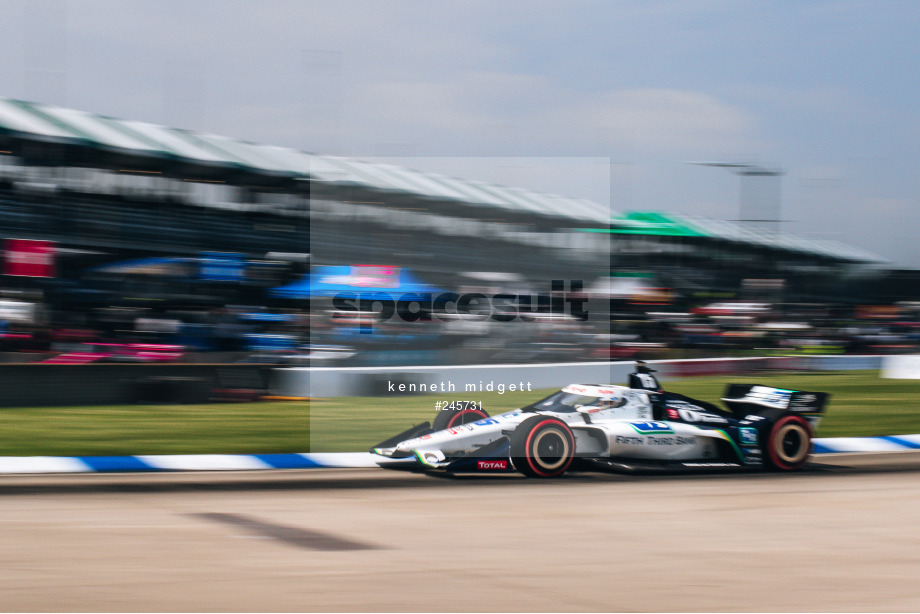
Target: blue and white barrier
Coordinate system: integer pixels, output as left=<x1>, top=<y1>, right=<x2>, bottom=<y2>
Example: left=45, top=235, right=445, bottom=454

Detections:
left=0, top=452, right=413, bottom=474
left=1, top=436, right=920, bottom=474
left=812, top=434, right=920, bottom=454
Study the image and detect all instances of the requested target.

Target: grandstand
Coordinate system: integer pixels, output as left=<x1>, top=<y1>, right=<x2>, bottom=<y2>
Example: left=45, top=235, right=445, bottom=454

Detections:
left=0, top=96, right=889, bottom=304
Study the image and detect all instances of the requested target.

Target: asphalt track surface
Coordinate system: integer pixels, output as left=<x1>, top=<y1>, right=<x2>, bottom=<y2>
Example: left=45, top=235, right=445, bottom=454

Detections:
left=2, top=453, right=920, bottom=612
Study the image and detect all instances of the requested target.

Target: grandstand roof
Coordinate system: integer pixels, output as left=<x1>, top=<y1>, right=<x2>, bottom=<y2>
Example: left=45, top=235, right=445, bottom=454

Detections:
left=0, top=97, right=612, bottom=225
left=0, top=96, right=888, bottom=264
left=599, top=211, right=887, bottom=264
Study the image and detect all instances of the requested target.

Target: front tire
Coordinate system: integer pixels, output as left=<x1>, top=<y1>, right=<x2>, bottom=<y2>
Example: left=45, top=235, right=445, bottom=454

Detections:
left=510, top=415, right=575, bottom=478
left=764, top=414, right=812, bottom=471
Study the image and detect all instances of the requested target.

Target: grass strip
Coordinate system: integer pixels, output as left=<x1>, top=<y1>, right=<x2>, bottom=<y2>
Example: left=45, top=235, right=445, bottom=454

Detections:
left=1, top=370, right=918, bottom=456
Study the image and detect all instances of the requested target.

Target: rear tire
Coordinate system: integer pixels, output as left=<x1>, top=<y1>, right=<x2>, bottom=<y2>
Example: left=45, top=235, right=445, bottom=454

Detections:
left=764, top=414, right=812, bottom=471
left=510, top=415, right=575, bottom=478
left=432, top=406, right=489, bottom=431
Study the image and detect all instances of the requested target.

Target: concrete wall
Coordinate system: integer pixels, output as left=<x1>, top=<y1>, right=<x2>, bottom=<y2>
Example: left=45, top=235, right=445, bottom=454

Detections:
left=271, top=361, right=635, bottom=398
left=273, top=355, right=886, bottom=398
left=0, top=355, right=884, bottom=406
left=0, top=364, right=270, bottom=407
left=882, top=354, right=920, bottom=379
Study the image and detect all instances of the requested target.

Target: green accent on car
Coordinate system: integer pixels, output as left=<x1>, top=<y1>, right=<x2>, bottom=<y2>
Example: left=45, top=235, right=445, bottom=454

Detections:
left=413, top=449, right=439, bottom=467
left=714, top=429, right=746, bottom=462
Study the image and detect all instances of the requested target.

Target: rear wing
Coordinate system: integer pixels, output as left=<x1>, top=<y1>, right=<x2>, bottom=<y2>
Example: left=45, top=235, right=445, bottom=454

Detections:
left=721, top=384, right=829, bottom=419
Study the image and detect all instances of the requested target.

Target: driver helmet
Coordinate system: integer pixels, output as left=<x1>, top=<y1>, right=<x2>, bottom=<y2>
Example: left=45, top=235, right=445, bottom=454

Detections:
left=596, top=396, right=620, bottom=409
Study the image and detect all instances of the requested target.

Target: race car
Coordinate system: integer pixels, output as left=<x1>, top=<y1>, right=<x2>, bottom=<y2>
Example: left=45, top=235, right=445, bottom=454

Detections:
left=371, top=362, right=829, bottom=477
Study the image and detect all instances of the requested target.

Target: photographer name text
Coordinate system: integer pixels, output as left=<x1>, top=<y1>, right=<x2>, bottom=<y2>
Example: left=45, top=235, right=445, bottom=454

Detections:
left=387, top=380, right=533, bottom=394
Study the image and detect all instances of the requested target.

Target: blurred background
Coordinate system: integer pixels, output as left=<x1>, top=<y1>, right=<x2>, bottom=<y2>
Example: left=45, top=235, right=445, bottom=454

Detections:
left=0, top=0, right=918, bottom=402
left=4, top=6, right=920, bottom=611
left=0, top=105, right=916, bottom=370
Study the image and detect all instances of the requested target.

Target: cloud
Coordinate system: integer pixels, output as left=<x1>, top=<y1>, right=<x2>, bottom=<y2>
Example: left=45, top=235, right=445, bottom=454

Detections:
left=341, top=72, right=757, bottom=159
left=2, top=0, right=918, bottom=264
left=545, top=88, right=756, bottom=154
left=2, top=0, right=760, bottom=160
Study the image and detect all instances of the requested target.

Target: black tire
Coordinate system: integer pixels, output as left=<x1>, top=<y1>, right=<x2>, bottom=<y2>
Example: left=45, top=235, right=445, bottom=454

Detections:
left=432, top=406, right=490, bottom=431
left=510, top=415, right=575, bottom=478
left=764, top=413, right=813, bottom=471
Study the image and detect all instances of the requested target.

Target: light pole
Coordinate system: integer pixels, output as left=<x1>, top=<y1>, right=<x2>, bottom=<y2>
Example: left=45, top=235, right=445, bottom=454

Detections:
left=688, top=162, right=784, bottom=233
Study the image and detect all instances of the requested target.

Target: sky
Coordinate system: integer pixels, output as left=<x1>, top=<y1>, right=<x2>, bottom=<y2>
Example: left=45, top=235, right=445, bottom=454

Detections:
left=0, top=0, right=918, bottom=266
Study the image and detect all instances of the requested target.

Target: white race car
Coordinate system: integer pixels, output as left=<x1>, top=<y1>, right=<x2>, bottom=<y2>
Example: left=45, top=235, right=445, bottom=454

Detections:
left=371, top=363, right=829, bottom=477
